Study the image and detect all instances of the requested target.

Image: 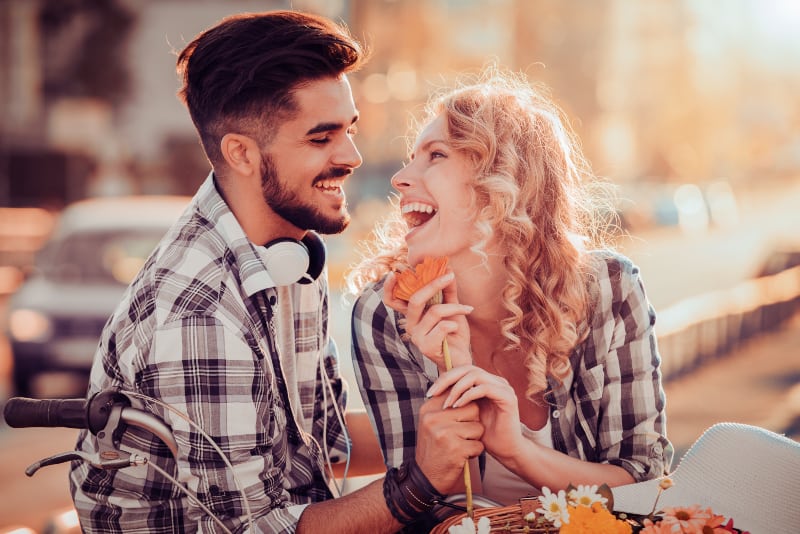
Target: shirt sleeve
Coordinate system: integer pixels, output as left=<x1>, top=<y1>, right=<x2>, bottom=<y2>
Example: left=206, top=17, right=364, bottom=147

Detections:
left=590, top=254, right=674, bottom=481
left=350, top=280, right=432, bottom=469
left=143, top=313, right=305, bottom=533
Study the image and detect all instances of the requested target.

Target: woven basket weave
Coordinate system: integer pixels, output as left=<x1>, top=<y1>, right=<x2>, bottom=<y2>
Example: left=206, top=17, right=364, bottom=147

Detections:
left=430, top=497, right=556, bottom=533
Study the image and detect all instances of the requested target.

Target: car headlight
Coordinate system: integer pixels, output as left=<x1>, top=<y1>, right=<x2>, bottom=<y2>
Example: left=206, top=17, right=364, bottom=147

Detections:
left=8, top=309, right=53, bottom=342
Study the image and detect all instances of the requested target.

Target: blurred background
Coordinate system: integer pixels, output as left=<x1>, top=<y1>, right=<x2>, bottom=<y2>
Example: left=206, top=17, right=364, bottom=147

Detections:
left=1, top=0, right=799, bottom=532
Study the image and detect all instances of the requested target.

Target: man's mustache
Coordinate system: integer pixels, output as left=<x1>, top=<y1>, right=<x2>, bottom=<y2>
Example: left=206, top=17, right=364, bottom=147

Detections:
left=314, top=166, right=352, bottom=183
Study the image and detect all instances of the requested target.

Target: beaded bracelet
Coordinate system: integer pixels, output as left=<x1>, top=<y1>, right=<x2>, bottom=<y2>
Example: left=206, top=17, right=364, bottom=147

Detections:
left=383, top=459, right=446, bottom=525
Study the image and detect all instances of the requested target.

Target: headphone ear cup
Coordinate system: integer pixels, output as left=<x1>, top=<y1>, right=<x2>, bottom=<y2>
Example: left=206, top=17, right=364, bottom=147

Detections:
left=300, top=232, right=326, bottom=284
left=261, top=239, right=310, bottom=286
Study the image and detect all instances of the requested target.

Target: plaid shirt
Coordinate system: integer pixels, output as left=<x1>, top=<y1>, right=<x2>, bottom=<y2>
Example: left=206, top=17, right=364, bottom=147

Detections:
left=351, top=252, right=673, bottom=485
left=70, top=174, right=348, bottom=533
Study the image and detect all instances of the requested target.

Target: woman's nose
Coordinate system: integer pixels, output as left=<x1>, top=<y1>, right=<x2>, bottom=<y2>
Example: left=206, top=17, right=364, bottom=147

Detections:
left=390, top=166, right=411, bottom=190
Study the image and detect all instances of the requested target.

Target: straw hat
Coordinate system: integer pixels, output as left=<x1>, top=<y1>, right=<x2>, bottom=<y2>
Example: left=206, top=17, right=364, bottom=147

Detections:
left=612, top=422, right=800, bottom=534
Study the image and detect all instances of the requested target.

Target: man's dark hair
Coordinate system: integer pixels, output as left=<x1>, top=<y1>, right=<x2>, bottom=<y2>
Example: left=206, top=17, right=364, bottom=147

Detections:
left=176, top=10, right=367, bottom=165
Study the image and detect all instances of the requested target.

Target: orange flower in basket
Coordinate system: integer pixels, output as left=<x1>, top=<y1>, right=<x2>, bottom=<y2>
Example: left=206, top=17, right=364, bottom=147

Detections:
left=392, top=256, right=449, bottom=301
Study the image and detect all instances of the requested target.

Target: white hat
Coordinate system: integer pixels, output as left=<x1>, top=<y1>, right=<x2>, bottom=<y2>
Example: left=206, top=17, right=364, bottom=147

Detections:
left=612, top=422, right=800, bottom=534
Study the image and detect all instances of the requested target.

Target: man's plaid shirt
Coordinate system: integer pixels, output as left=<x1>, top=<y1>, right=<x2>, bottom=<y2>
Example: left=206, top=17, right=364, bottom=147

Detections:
left=352, top=252, right=673, bottom=485
left=70, top=174, right=349, bottom=533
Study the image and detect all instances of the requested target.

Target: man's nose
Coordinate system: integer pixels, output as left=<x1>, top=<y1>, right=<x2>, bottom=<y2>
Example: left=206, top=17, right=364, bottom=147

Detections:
left=334, top=135, right=363, bottom=169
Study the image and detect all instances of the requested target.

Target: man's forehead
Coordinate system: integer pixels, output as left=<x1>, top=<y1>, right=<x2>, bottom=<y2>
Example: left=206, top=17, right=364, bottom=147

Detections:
left=289, top=76, right=358, bottom=127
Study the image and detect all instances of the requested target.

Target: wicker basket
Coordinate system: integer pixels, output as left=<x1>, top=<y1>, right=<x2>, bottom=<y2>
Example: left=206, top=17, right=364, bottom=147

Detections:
left=430, top=497, right=559, bottom=533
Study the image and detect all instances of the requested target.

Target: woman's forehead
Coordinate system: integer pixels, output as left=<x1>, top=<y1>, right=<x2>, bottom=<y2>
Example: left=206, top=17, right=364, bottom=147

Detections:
left=413, top=115, right=448, bottom=150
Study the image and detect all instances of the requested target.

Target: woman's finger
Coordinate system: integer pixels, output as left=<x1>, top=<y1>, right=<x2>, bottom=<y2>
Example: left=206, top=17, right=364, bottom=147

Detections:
left=426, top=365, right=475, bottom=397
left=449, top=381, right=515, bottom=409
left=405, top=272, right=455, bottom=310
left=382, top=272, right=409, bottom=314
left=428, top=366, right=513, bottom=408
left=445, top=372, right=510, bottom=408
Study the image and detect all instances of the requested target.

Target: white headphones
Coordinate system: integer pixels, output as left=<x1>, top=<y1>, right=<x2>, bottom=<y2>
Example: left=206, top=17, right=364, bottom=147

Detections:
left=261, top=232, right=326, bottom=286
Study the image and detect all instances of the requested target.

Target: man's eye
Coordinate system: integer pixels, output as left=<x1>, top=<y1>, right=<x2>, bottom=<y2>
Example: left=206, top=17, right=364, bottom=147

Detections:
left=311, top=137, right=331, bottom=145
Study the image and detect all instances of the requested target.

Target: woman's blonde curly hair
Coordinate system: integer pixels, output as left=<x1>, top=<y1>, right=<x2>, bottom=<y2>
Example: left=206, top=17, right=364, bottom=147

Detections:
left=346, top=66, right=617, bottom=399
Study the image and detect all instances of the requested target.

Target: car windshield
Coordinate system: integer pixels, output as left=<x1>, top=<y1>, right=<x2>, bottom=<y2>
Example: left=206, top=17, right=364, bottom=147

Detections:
left=38, top=230, right=165, bottom=285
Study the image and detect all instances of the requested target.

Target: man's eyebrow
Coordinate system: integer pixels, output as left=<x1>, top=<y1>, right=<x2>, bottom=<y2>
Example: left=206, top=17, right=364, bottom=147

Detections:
left=305, top=114, right=359, bottom=136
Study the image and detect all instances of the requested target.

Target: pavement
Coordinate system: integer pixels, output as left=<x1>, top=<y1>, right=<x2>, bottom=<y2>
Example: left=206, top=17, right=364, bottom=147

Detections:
left=661, top=312, right=800, bottom=460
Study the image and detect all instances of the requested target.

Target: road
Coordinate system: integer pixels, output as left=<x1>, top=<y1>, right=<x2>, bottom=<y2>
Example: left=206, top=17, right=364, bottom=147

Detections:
left=1, top=180, right=799, bottom=531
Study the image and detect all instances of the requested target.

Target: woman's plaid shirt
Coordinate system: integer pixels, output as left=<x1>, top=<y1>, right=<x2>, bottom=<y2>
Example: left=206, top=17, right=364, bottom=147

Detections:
left=69, top=174, right=349, bottom=533
left=351, top=252, right=673, bottom=484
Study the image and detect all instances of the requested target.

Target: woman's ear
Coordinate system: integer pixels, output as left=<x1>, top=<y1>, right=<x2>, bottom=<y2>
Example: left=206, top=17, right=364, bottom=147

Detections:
left=220, top=133, right=261, bottom=177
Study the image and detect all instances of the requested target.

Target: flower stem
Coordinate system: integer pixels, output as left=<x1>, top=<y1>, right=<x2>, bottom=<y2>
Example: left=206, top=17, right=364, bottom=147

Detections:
left=442, top=336, right=473, bottom=519
left=432, top=290, right=473, bottom=519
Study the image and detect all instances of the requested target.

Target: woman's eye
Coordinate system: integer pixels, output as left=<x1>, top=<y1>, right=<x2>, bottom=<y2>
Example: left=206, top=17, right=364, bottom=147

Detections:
left=347, top=125, right=359, bottom=136
left=430, top=150, right=446, bottom=160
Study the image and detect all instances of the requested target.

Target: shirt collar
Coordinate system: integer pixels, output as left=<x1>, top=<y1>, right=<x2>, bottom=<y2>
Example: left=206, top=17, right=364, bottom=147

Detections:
left=195, top=172, right=282, bottom=295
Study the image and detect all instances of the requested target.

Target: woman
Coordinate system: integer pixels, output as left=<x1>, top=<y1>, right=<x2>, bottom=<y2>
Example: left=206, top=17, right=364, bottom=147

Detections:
left=347, top=66, right=673, bottom=506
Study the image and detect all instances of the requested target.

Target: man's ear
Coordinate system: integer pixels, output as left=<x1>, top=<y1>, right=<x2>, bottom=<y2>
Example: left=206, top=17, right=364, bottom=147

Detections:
left=220, top=133, right=261, bottom=177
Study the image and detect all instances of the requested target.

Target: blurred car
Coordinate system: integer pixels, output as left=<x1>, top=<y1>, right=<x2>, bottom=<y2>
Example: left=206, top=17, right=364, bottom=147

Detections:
left=4, top=195, right=191, bottom=397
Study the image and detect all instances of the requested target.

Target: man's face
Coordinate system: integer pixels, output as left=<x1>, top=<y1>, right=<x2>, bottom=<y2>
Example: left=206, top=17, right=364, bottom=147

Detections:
left=259, top=75, right=362, bottom=235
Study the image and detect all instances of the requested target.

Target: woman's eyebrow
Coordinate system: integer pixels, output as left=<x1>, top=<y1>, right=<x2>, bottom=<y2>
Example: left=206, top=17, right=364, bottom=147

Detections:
left=414, top=138, right=448, bottom=153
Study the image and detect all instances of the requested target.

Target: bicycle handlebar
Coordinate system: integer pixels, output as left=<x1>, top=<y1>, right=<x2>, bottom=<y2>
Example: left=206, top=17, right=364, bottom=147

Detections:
left=4, top=397, right=89, bottom=429
left=3, top=390, right=179, bottom=460
left=2, top=390, right=230, bottom=531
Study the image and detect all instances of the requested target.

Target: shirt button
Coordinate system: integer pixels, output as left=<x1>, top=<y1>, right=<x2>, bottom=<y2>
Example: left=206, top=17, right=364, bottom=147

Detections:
left=268, top=295, right=277, bottom=306
left=552, top=410, right=561, bottom=419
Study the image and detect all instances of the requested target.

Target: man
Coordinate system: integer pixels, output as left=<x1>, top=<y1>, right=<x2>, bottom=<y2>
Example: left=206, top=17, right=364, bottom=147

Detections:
left=69, top=11, right=483, bottom=533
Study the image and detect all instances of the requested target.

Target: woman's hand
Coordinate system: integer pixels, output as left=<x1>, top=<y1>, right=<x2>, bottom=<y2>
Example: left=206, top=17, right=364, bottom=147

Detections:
left=427, top=365, right=526, bottom=461
left=383, top=270, right=473, bottom=370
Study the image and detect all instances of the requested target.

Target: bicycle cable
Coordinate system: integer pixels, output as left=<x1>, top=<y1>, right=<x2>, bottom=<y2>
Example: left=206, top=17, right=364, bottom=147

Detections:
left=318, top=339, right=353, bottom=497
left=122, top=391, right=255, bottom=533
left=146, top=461, right=234, bottom=534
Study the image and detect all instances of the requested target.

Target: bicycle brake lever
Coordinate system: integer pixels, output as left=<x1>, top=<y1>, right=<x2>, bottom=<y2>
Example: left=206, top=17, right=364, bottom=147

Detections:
left=25, top=450, right=148, bottom=476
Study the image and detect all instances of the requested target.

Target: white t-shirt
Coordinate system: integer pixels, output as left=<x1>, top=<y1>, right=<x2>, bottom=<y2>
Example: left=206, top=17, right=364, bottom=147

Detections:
left=480, top=418, right=554, bottom=505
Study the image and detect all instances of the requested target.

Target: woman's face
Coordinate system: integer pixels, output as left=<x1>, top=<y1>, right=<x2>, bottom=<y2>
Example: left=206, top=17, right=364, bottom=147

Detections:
left=391, top=114, right=480, bottom=266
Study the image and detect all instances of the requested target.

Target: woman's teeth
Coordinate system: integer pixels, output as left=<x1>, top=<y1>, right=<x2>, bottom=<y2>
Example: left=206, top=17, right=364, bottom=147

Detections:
left=402, top=202, right=437, bottom=227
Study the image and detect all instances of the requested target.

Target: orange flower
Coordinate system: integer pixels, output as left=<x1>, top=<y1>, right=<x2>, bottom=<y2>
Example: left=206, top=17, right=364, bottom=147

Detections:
left=560, top=503, right=632, bottom=534
left=392, top=256, right=449, bottom=301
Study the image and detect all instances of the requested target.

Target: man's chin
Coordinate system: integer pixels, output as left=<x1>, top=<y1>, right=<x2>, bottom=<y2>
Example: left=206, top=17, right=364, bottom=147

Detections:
left=313, top=214, right=350, bottom=235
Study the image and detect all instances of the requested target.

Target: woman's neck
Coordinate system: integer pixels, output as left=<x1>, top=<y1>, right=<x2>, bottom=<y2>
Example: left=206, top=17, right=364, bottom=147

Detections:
left=451, top=252, right=506, bottom=337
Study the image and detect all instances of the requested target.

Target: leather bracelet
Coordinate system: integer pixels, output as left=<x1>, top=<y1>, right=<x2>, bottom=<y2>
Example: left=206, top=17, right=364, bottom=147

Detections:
left=403, top=459, right=445, bottom=509
left=383, top=459, right=446, bottom=525
left=383, top=468, right=412, bottom=524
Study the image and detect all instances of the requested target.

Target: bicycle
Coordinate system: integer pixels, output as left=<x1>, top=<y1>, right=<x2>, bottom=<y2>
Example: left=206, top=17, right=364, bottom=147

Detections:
left=3, top=389, right=501, bottom=533
left=3, top=388, right=254, bottom=534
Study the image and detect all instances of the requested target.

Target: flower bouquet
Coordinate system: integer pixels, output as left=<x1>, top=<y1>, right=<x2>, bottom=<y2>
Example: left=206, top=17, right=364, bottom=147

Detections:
left=432, top=480, right=748, bottom=534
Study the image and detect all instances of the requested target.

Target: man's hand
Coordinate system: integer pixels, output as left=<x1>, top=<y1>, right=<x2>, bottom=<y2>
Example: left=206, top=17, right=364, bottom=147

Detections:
left=413, top=390, right=484, bottom=493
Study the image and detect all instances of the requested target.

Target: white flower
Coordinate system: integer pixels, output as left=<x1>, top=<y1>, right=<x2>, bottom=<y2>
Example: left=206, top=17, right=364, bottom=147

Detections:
left=567, top=484, right=608, bottom=508
left=537, top=487, right=570, bottom=527
left=524, top=511, right=536, bottom=522
left=447, top=516, right=490, bottom=534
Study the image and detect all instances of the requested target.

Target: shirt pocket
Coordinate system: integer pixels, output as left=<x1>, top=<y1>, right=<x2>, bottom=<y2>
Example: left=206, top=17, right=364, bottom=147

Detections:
left=574, top=364, right=605, bottom=453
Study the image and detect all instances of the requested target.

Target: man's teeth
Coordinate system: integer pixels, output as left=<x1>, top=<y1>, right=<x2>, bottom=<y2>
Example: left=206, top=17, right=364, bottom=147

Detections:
left=401, top=202, right=436, bottom=215
left=316, top=180, right=343, bottom=190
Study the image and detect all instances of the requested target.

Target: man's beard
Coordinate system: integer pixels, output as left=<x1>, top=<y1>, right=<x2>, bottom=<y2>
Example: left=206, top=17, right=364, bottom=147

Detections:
left=260, top=152, right=350, bottom=235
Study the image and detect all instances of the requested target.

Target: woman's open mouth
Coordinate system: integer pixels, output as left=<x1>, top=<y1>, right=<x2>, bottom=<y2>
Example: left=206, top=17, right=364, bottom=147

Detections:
left=401, top=201, right=438, bottom=229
